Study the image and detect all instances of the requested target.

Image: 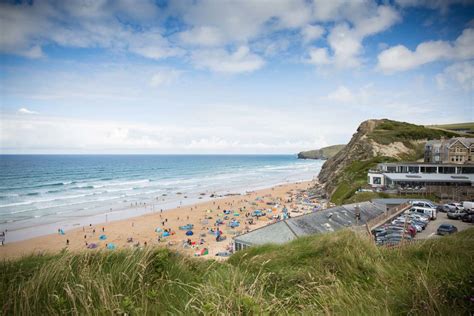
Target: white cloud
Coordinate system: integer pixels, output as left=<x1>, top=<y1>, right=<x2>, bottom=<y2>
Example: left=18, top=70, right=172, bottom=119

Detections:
left=149, top=69, right=182, bottom=87
left=436, top=61, right=474, bottom=91
left=191, top=46, right=264, bottom=74
left=301, top=24, right=325, bottom=43
left=377, top=28, right=474, bottom=73
left=307, top=47, right=331, bottom=65
left=327, top=86, right=354, bottom=102
left=178, top=26, right=226, bottom=47
left=307, top=4, right=400, bottom=69
left=18, top=108, right=38, bottom=115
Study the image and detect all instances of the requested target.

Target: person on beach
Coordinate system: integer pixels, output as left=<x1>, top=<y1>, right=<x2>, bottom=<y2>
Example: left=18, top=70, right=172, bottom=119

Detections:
left=102, top=227, right=104, bottom=232
left=84, top=235, right=87, bottom=239
left=66, top=239, right=69, bottom=246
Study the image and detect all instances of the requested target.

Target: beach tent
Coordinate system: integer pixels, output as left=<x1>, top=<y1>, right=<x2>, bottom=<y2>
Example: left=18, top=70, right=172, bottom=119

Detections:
left=87, top=243, right=98, bottom=249
left=162, top=231, right=170, bottom=237
left=107, top=243, right=116, bottom=250
left=59, top=229, right=65, bottom=235
left=186, top=230, right=194, bottom=236
left=233, top=212, right=240, bottom=216
left=179, top=224, right=194, bottom=230
left=155, top=227, right=163, bottom=233
left=99, top=234, right=107, bottom=240
left=200, top=248, right=209, bottom=256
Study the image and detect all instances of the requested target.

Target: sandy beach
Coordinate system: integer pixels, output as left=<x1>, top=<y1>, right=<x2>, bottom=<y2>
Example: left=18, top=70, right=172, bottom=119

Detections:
left=0, top=180, right=324, bottom=260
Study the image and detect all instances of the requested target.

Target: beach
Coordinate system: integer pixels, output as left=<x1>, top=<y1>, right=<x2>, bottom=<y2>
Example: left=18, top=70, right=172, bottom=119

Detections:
left=0, top=180, right=324, bottom=260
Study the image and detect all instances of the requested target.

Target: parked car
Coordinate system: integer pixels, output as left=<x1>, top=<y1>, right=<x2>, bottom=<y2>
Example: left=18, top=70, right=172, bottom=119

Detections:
left=437, top=224, right=458, bottom=235
left=446, top=202, right=463, bottom=211
left=447, top=210, right=467, bottom=220
left=437, top=205, right=451, bottom=213
left=460, top=212, right=474, bottom=223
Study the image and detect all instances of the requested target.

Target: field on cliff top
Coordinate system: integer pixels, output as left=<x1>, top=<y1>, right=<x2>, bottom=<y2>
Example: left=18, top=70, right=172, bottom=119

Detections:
left=1, top=228, right=473, bottom=315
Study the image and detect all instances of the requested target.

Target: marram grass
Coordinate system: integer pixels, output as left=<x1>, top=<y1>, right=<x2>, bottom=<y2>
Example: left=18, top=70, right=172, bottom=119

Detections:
left=1, top=229, right=473, bottom=315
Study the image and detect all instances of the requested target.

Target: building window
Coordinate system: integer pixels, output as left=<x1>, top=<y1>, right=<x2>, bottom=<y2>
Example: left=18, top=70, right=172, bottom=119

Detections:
left=373, top=177, right=382, bottom=185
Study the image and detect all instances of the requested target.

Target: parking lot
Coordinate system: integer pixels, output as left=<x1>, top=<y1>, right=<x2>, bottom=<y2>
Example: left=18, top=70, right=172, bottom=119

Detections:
left=415, top=211, right=473, bottom=240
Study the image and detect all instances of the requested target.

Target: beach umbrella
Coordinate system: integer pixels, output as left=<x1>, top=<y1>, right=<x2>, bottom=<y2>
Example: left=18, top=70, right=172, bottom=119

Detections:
left=162, top=231, right=170, bottom=237
left=99, top=234, right=107, bottom=240
left=107, top=243, right=116, bottom=250
left=186, top=230, right=194, bottom=236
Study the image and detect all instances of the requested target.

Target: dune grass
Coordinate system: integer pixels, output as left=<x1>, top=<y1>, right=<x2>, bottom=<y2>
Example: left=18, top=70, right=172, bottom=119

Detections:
left=1, top=228, right=473, bottom=315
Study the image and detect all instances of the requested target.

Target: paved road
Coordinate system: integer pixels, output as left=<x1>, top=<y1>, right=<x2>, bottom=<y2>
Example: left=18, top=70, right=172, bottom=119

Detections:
left=415, top=211, right=473, bottom=239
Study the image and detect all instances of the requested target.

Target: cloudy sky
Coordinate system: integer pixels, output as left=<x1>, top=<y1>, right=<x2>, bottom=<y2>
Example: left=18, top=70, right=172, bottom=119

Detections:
left=0, top=0, right=473, bottom=154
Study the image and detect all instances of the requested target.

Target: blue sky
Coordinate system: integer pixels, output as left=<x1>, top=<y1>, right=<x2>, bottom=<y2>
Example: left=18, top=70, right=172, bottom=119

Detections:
left=0, top=0, right=473, bottom=154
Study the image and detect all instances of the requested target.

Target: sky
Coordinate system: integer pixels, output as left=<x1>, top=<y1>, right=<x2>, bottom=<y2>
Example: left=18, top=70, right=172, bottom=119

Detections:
left=0, top=0, right=473, bottom=154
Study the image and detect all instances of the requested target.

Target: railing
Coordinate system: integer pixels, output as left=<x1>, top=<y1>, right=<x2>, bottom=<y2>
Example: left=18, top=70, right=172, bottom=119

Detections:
left=365, top=202, right=411, bottom=230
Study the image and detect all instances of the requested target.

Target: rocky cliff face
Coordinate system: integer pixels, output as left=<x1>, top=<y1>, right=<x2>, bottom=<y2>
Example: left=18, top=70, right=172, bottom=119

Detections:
left=318, top=120, right=380, bottom=194
left=317, top=119, right=457, bottom=197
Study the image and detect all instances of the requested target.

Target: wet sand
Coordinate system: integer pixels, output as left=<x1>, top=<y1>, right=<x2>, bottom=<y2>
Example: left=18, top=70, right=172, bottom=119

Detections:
left=0, top=181, right=322, bottom=260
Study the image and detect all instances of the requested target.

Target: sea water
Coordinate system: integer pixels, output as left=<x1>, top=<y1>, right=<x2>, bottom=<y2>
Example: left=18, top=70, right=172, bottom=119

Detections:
left=0, top=155, right=323, bottom=241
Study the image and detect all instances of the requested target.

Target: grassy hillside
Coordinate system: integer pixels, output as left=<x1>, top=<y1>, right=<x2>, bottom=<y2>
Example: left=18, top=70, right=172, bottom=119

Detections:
left=427, top=122, right=474, bottom=134
left=2, top=228, right=473, bottom=314
left=367, top=120, right=458, bottom=145
left=326, top=120, right=461, bottom=204
left=298, top=144, right=345, bottom=159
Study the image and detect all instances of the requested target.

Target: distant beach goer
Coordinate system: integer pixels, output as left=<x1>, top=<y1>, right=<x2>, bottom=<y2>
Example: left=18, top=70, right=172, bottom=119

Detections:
left=66, top=239, right=69, bottom=246
left=102, top=227, right=105, bottom=232
left=84, top=235, right=87, bottom=239
left=93, top=229, right=96, bottom=235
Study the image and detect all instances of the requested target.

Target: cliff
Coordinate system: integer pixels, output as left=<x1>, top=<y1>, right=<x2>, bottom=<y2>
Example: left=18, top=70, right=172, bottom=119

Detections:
left=297, top=144, right=345, bottom=160
left=318, top=119, right=459, bottom=204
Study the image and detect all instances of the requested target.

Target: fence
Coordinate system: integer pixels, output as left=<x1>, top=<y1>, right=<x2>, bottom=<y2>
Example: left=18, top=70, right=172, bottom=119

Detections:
left=365, top=202, right=411, bottom=231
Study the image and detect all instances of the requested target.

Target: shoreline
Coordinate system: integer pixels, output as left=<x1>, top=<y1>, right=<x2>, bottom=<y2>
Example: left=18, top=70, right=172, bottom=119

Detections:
left=2, top=175, right=318, bottom=243
left=0, top=180, right=324, bottom=260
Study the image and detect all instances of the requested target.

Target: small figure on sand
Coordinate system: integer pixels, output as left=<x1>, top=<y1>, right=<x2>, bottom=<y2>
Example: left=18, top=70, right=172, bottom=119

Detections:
left=66, top=239, right=69, bottom=246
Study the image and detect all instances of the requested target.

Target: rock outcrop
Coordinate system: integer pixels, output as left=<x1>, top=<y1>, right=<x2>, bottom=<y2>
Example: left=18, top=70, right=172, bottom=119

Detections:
left=297, top=144, right=345, bottom=160
left=318, top=119, right=459, bottom=198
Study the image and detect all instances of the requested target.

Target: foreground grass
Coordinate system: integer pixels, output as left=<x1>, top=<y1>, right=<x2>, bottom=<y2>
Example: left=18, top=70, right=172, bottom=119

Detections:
left=1, top=229, right=473, bottom=315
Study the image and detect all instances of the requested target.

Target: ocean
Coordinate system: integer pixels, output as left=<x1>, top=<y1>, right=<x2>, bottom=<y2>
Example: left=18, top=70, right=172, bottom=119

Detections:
left=0, top=155, right=323, bottom=242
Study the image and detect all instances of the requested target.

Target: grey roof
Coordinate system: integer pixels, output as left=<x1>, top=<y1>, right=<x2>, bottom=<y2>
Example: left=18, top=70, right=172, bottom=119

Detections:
left=234, top=202, right=385, bottom=246
left=372, top=198, right=410, bottom=206
left=384, top=173, right=474, bottom=183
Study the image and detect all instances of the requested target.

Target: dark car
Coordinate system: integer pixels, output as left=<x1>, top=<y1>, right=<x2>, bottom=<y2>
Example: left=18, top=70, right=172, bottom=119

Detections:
left=461, top=212, right=474, bottom=223
left=437, top=205, right=451, bottom=213
left=437, top=224, right=458, bottom=235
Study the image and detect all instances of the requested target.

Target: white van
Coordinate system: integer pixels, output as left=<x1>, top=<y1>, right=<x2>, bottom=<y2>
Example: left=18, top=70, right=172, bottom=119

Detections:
left=410, top=206, right=437, bottom=220
left=411, top=200, right=437, bottom=209
left=462, top=201, right=474, bottom=211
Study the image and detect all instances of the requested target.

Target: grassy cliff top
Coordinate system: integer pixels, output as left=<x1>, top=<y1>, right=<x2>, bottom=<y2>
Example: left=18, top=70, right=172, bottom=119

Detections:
left=2, top=228, right=473, bottom=314
left=367, top=120, right=459, bottom=145
left=298, top=144, right=345, bottom=159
